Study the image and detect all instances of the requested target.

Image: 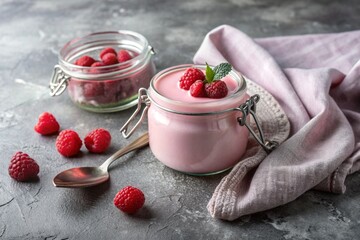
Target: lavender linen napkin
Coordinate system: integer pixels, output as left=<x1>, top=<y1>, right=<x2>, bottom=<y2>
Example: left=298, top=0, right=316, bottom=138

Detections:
left=193, top=25, right=360, bottom=220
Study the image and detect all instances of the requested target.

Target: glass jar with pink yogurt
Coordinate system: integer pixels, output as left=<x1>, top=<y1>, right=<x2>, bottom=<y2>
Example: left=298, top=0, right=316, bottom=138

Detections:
left=121, top=64, right=260, bottom=175
left=49, top=31, right=156, bottom=112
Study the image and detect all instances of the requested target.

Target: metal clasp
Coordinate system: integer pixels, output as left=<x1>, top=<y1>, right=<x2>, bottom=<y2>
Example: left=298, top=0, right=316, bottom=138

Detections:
left=237, top=94, right=278, bottom=153
left=49, top=65, right=70, bottom=96
left=120, top=88, right=150, bottom=138
left=149, top=45, right=156, bottom=55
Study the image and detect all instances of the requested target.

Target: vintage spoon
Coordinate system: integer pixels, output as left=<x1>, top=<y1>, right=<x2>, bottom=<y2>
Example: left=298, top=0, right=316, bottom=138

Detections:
left=53, top=132, right=149, bottom=188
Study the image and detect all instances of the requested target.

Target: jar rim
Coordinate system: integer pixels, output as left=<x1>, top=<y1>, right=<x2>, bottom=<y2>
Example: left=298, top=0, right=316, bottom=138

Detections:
left=58, top=30, right=152, bottom=79
left=148, top=64, right=247, bottom=113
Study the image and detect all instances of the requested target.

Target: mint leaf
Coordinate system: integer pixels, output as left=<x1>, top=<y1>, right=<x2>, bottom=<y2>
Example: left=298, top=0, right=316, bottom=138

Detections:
left=205, top=63, right=214, bottom=83
left=213, top=63, right=232, bottom=80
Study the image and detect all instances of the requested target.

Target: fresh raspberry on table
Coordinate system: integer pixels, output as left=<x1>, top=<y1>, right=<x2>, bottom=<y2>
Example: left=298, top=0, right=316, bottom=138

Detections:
left=101, top=53, right=119, bottom=65
left=34, top=112, right=60, bottom=135
left=179, top=67, right=205, bottom=90
left=8, top=152, right=39, bottom=182
left=56, top=130, right=82, bottom=157
left=100, top=47, right=117, bottom=59
left=205, top=80, right=228, bottom=98
left=75, top=55, right=96, bottom=67
left=84, top=128, right=111, bottom=153
left=113, top=186, right=145, bottom=214
left=190, top=80, right=206, bottom=97
left=117, top=50, right=132, bottom=62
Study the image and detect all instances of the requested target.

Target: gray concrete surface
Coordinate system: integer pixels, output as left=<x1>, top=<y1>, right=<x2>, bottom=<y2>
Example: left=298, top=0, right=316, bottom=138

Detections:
left=0, top=0, right=359, bottom=239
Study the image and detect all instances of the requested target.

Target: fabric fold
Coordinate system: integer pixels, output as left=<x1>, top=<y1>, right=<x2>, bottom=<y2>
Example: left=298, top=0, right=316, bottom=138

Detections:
left=194, top=25, right=360, bottom=220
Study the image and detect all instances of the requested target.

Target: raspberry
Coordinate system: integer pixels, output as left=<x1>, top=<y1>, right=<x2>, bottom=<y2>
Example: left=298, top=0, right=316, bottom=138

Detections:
left=205, top=80, right=228, bottom=98
left=8, top=152, right=39, bottom=182
left=75, top=55, right=96, bottom=67
left=84, top=128, right=111, bottom=153
left=179, top=67, right=205, bottom=90
left=190, top=80, right=206, bottom=97
left=83, top=82, right=104, bottom=98
left=34, top=112, right=60, bottom=135
left=91, top=62, right=105, bottom=67
left=100, top=47, right=117, bottom=59
left=101, top=53, right=119, bottom=65
left=89, top=61, right=106, bottom=74
left=113, top=186, right=145, bottom=214
left=117, top=50, right=132, bottom=62
left=56, top=130, right=82, bottom=157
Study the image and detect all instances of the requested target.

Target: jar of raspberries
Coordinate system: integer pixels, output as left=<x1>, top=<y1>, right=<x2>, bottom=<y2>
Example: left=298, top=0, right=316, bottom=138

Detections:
left=50, top=30, right=156, bottom=112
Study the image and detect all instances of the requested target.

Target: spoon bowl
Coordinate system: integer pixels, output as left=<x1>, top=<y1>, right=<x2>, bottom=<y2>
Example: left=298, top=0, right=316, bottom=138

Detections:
left=53, top=167, right=109, bottom=188
left=53, top=132, right=149, bottom=188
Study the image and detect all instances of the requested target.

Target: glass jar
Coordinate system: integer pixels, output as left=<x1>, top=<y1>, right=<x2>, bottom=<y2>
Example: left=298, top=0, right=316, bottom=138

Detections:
left=121, top=64, right=259, bottom=175
left=49, top=30, right=156, bottom=112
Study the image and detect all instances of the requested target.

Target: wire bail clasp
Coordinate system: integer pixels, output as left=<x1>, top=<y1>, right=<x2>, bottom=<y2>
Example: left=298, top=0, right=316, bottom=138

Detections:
left=120, top=88, right=150, bottom=138
left=237, top=94, right=278, bottom=153
left=49, top=65, right=70, bottom=96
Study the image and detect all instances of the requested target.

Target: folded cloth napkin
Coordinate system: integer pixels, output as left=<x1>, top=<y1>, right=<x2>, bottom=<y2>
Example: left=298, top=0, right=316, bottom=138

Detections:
left=193, top=25, right=360, bottom=221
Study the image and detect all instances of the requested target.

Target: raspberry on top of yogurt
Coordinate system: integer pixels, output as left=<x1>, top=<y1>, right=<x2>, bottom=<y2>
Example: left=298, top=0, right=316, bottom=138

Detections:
left=154, top=63, right=238, bottom=103
left=179, top=63, right=232, bottom=99
left=179, top=67, right=205, bottom=90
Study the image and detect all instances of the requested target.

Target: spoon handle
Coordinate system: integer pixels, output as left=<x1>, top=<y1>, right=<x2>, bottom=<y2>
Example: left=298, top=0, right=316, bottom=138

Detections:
left=100, top=132, right=149, bottom=170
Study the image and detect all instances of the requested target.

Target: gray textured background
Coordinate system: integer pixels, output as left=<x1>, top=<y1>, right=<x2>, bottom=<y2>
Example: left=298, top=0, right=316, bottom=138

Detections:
left=0, top=0, right=359, bottom=239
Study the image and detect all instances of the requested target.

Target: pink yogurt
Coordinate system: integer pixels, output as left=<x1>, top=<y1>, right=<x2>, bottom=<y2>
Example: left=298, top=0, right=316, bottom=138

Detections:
left=154, top=71, right=239, bottom=103
left=146, top=64, right=249, bottom=175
